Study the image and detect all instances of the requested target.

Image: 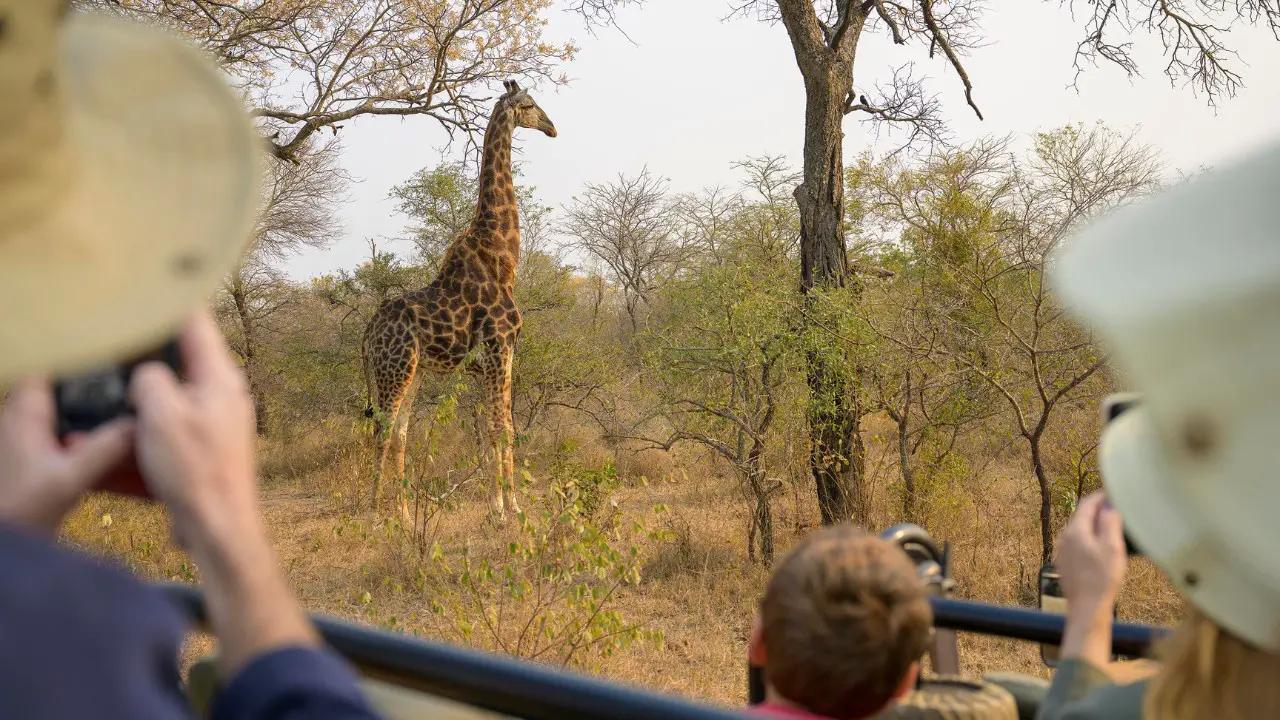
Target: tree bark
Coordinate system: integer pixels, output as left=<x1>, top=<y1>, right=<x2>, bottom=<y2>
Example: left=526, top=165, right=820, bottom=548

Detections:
left=897, top=370, right=916, bottom=522
left=746, top=440, right=774, bottom=565
left=1030, top=433, right=1052, bottom=564
left=230, top=279, right=270, bottom=436
left=795, top=68, right=864, bottom=526
left=774, top=0, right=868, bottom=526
left=624, top=293, right=641, bottom=334
left=590, top=276, right=605, bottom=330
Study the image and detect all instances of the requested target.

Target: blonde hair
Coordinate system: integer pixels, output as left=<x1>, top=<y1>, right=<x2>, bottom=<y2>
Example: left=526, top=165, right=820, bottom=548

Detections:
left=1144, top=606, right=1280, bottom=719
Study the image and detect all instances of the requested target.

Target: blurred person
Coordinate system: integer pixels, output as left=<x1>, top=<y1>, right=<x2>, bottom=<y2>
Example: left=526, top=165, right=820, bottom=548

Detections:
left=1036, top=137, right=1280, bottom=719
left=0, top=1, right=382, bottom=717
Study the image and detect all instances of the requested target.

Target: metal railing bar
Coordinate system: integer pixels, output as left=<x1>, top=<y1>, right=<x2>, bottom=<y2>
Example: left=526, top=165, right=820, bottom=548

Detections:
left=929, top=597, right=1165, bottom=658
left=157, top=582, right=754, bottom=720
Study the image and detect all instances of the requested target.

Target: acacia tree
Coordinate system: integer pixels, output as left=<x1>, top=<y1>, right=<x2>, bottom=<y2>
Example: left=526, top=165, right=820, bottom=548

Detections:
left=849, top=139, right=1004, bottom=522
left=636, top=243, right=798, bottom=565
left=575, top=0, right=1280, bottom=527
left=672, top=186, right=741, bottom=265
left=865, top=351, right=995, bottom=523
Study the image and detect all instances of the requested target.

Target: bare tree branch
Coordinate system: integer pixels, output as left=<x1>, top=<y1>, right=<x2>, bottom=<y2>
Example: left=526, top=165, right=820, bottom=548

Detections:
left=873, top=0, right=909, bottom=43
left=559, top=168, right=695, bottom=332
left=918, top=0, right=984, bottom=119
left=82, top=0, right=576, bottom=162
left=1062, top=0, right=1280, bottom=106
left=565, top=0, right=645, bottom=41
left=847, top=64, right=950, bottom=152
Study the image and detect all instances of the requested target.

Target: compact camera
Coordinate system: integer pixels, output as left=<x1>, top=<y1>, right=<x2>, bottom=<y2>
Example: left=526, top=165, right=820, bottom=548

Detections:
left=53, top=340, right=181, bottom=436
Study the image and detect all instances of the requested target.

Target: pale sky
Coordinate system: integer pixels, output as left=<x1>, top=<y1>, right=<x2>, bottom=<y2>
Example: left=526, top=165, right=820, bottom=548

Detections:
left=283, top=1, right=1280, bottom=281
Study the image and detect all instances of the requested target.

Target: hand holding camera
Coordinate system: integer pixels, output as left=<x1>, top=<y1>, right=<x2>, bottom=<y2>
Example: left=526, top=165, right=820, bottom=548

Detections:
left=54, top=341, right=182, bottom=436
left=0, top=380, right=135, bottom=534
left=52, top=340, right=183, bottom=500
left=1056, top=493, right=1129, bottom=611
left=0, top=330, right=186, bottom=531
left=0, top=310, right=259, bottom=549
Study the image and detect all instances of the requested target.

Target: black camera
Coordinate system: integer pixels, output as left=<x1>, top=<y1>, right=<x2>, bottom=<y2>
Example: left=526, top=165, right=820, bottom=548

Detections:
left=53, top=340, right=181, bottom=436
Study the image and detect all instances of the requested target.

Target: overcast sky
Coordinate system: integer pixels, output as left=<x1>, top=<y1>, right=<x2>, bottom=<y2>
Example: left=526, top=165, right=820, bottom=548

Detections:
left=281, top=1, right=1280, bottom=281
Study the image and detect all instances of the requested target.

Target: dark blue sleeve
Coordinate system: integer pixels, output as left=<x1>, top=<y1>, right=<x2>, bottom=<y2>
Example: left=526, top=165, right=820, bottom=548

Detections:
left=210, top=646, right=383, bottom=720
left=0, top=522, right=193, bottom=720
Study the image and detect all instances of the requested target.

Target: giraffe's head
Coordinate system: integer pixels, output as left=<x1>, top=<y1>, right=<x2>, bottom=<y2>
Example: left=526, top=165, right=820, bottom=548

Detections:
left=502, top=80, right=557, bottom=138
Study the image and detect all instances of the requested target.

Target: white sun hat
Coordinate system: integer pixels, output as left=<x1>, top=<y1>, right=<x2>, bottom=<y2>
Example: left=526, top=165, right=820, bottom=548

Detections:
left=1050, top=137, right=1280, bottom=651
left=0, top=0, right=263, bottom=382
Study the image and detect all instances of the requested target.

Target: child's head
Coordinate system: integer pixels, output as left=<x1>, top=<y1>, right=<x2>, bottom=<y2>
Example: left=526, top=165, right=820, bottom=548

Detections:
left=749, top=525, right=932, bottom=719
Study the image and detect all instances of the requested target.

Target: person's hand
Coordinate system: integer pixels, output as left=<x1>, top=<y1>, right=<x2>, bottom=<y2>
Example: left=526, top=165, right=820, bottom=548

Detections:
left=1056, top=491, right=1128, bottom=610
left=1055, top=491, right=1128, bottom=666
left=0, top=380, right=133, bottom=534
left=128, top=310, right=262, bottom=561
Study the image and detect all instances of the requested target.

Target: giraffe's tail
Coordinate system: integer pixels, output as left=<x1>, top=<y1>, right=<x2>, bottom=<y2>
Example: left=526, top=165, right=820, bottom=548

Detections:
left=360, top=333, right=376, bottom=420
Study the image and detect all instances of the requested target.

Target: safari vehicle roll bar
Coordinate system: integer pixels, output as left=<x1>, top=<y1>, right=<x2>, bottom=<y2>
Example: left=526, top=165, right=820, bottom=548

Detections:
left=160, top=556, right=1165, bottom=719
left=160, top=581, right=752, bottom=720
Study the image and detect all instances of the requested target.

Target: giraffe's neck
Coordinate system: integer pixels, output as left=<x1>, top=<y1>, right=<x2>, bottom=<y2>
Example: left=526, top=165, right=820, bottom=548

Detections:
left=473, top=103, right=520, bottom=265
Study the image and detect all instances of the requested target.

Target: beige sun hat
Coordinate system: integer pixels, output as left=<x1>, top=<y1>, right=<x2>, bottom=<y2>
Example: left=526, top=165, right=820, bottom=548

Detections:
left=0, top=0, right=263, bottom=383
left=1050, top=137, right=1280, bottom=651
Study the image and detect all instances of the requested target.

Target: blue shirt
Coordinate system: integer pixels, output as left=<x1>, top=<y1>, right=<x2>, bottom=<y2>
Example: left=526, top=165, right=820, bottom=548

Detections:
left=0, top=521, right=382, bottom=719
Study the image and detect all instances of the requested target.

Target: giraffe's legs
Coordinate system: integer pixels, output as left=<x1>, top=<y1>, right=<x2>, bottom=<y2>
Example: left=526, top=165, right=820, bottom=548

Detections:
left=371, top=350, right=418, bottom=516
left=394, top=371, right=424, bottom=527
left=371, top=408, right=394, bottom=511
left=480, top=342, right=518, bottom=522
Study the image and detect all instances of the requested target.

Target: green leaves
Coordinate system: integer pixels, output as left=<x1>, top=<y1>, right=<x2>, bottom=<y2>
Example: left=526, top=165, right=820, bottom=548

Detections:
left=423, top=454, right=664, bottom=668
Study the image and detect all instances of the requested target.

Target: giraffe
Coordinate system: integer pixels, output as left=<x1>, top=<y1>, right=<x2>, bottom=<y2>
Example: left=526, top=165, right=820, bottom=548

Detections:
left=361, top=79, right=556, bottom=524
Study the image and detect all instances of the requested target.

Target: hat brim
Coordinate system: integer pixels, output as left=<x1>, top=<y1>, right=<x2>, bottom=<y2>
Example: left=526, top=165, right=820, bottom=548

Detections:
left=1098, top=407, right=1185, bottom=566
left=0, top=13, right=262, bottom=382
left=1101, top=406, right=1280, bottom=650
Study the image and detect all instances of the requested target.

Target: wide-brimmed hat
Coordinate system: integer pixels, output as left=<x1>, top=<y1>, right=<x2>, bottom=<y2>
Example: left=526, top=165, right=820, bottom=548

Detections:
left=1051, top=138, right=1280, bottom=651
left=0, top=0, right=263, bottom=382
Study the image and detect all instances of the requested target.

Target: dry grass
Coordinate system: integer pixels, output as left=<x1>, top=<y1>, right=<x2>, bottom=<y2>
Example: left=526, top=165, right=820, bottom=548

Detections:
left=59, top=410, right=1182, bottom=710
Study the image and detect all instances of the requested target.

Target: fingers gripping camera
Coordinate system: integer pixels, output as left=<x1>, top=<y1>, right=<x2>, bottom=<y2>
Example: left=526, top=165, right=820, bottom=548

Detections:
left=53, top=340, right=182, bottom=436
